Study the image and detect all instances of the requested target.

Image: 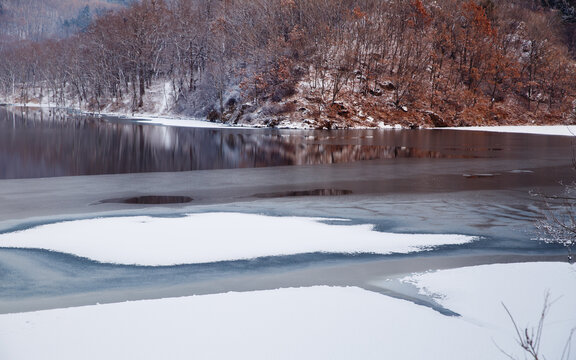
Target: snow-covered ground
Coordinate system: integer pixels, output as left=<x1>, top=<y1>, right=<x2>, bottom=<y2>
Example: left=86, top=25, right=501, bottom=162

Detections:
left=0, top=262, right=573, bottom=360
left=0, top=213, right=475, bottom=265
left=445, top=125, right=576, bottom=136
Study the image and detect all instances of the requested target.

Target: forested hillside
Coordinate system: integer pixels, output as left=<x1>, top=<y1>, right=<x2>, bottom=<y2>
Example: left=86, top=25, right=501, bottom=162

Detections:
left=0, top=0, right=133, bottom=41
left=1, top=0, right=575, bottom=128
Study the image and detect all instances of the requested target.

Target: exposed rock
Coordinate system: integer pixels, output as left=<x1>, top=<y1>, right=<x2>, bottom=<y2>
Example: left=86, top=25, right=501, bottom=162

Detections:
left=207, top=109, right=220, bottom=122
left=228, top=107, right=242, bottom=124
left=315, top=119, right=334, bottom=130
left=264, top=117, right=280, bottom=127
left=369, top=88, right=383, bottom=96
left=427, top=111, right=447, bottom=127
left=378, top=81, right=396, bottom=91
left=304, top=96, right=323, bottom=103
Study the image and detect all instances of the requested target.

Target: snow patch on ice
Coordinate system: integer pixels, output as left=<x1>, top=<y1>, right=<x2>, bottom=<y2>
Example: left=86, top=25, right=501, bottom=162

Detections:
left=0, top=212, right=476, bottom=266
left=402, top=262, right=576, bottom=327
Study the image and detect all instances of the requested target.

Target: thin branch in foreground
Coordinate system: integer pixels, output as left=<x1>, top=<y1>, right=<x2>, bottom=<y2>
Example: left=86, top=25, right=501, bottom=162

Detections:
left=500, top=292, right=576, bottom=360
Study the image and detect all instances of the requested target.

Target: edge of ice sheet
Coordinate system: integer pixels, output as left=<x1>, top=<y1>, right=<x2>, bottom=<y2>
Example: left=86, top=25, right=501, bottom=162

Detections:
left=0, top=212, right=476, bottom=266
left=1, top=262, right=574, bottom=360
left=400, top=261, right=576, bottom=328
left=0, top=286, right=485, bottom=360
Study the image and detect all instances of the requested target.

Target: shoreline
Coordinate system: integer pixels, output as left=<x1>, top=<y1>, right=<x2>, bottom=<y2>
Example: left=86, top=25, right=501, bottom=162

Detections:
left=2, top=102, right=405, bottom=130
left=4, top=103, right=576, bottom=135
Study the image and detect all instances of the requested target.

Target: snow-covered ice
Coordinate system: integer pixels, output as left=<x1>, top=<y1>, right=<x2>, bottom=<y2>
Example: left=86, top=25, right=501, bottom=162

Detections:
left=0, top=262, right=574, bottom=360
left=403, top=262, right=576, bottom=331
left=0, top=213, right=475, bottom=265
left=445, top=125, right=576, bottom=136
left=398, top=262, right=576, bottom=358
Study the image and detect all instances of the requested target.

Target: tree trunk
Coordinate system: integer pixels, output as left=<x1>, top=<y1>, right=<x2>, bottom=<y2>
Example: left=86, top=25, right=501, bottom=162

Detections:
left=138, top=67, right=145, bottom=108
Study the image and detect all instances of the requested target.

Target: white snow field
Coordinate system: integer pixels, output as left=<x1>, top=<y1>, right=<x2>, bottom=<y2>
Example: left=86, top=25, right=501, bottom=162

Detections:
left=0, top=262, right=574, bottom=360
left=445, top=125, right=576, bottom=136
left=398, top=262, right=576, bottom=358
left=0, top=213, right=475, bottom=265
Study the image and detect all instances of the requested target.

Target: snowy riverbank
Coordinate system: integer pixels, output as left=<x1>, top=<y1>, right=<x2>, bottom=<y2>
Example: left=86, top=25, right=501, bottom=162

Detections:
left=4, top=103, right=576, bottom=134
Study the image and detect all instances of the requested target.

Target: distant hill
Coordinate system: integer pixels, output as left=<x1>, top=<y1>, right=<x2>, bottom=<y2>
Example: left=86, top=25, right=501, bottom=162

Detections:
left=0, top=0, right=135, bottom=41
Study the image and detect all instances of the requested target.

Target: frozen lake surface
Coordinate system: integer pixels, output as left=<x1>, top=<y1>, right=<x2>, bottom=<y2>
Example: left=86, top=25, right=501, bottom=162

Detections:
left=0, top=105, right=572, bottom=314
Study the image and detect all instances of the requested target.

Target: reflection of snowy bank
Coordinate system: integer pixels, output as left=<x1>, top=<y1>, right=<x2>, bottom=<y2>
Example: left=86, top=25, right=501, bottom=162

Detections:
left=137, top=118, right=576, bottom=136
left=133, top=116, right=230, bottom=129
left=0, top=213, right=475, bottom=266
left=1, top=262, right=574, bottom=360
left=445, top=125, right=576, bottom=136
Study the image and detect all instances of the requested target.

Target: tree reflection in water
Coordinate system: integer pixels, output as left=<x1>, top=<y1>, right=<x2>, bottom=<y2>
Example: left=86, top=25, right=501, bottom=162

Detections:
left=0, top=106, right=483, bottom=179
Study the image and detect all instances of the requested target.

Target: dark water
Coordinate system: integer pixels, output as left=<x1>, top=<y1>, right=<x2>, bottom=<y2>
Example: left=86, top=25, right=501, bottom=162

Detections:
left=1, top=105, right=571, bottom=179
left=100, top=195, right=194, bottom=204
